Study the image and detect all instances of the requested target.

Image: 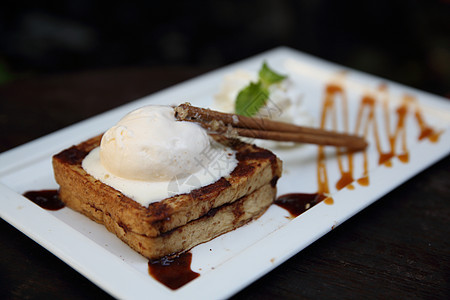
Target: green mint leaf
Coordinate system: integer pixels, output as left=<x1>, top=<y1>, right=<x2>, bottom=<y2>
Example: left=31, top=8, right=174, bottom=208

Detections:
left=233, top=62, right=287, bottom=116
left=259, top=61, right=287, bottom=87
left=235, top=81, right=269, bottom=117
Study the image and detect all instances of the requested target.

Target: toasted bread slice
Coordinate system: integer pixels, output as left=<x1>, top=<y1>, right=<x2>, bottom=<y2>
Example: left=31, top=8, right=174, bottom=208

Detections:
left=53, top=135, right=282, bottom=240
left=97, top=183, right=275, bottom=259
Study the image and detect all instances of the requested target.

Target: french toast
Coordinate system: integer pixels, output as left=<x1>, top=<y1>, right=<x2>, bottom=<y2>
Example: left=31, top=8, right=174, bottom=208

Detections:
left=53, top=134, right=282, bottom=259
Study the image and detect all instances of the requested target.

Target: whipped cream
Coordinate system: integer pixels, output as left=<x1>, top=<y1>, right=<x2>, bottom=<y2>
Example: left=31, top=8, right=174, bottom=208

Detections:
left=213, top=69, right=313, bottom=125
left=213, top=69, right=314, bottom=148
left=82, top=105, right=237, bottom=206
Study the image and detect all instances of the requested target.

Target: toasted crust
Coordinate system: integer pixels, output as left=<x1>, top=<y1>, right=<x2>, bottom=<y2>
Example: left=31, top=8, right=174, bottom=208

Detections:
left=53, top=135, right=282, bottom=237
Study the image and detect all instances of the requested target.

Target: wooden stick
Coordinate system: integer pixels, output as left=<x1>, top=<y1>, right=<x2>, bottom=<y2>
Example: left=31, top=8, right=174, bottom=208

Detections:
left=174, top=103, right=368, bottom=151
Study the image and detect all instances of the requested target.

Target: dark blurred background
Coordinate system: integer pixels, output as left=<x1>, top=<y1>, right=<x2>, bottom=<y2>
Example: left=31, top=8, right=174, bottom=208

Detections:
left=0, top=0, right=449, bottom=96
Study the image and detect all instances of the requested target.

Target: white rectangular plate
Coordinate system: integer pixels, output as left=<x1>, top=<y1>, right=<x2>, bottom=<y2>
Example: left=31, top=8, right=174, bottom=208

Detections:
left=1, top=47, right=449, bottom=299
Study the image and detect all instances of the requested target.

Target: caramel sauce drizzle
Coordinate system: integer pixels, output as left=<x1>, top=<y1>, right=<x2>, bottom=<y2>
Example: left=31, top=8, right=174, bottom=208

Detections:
left=317, top=81, right=354, bottom=204
left=415, top=107, right=443, bottom=142
left=315, top=77, right=442, bottom=204
left=376, top=88, right=410, bottom=167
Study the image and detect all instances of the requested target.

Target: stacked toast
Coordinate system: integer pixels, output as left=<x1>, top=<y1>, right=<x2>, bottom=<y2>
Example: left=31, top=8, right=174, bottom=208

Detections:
left=53, top=134, right=282, bottom=260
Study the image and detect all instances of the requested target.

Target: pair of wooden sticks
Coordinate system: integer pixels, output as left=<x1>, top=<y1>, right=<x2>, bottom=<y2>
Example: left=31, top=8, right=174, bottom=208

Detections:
left=174, top=103, right=368, bottom=151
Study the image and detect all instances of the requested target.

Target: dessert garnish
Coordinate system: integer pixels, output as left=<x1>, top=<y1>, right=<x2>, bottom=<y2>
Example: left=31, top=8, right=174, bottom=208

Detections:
left=213, top=62, right=314, bottom=131
left=234, top=62, right=287, bottom=116
left=175, top=103, right=368, bottom=151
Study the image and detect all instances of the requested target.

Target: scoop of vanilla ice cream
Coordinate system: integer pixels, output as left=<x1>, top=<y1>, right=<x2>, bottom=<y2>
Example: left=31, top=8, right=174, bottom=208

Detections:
left=99, top=105, right=211, bottom=181
left=82, top=105, right=237, bottom=206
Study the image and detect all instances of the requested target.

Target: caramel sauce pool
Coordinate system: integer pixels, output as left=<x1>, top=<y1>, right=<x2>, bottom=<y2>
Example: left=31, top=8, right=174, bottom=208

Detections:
left=275, top=193, right=327, bottom=217
left=148, top=252, right=199, bottom=290
left=23, top=189, right=65, bottom=211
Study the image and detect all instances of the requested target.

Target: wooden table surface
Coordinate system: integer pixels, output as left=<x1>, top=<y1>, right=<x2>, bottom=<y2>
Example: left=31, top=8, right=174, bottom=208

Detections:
left=0, top=67, right=449, bottom=299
